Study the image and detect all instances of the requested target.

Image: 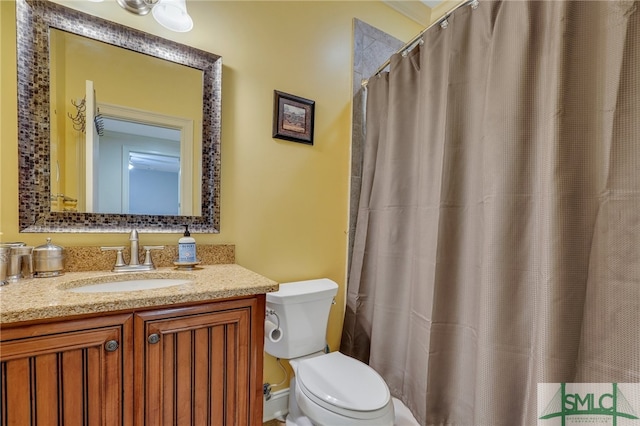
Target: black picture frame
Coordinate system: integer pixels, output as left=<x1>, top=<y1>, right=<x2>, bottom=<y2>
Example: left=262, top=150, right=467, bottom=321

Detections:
left=272, top=90, right=315, bottom=145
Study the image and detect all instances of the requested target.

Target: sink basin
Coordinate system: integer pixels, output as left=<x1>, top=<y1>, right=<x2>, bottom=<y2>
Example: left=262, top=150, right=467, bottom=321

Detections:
left=68, top=278, right=192, bottom=293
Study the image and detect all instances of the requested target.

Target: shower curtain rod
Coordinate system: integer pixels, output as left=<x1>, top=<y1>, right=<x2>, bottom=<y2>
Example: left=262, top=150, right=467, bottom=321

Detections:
left=363, top=0, right=478, bottom=86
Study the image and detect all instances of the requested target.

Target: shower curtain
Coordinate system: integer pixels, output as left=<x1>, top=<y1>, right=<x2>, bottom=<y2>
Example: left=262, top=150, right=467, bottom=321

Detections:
left=341, top=1, right=640, bottom=425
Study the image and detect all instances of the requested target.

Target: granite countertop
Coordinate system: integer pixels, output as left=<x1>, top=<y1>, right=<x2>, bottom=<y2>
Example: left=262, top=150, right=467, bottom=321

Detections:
left=0, top=264, right=278, bottom=324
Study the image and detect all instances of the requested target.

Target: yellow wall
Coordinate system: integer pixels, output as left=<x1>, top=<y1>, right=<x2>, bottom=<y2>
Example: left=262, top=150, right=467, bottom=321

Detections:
left=0, top=0, right=421, bottom=388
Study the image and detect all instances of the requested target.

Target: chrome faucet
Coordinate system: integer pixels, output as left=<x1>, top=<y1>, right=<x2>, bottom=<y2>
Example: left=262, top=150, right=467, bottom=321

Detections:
left=129, top=229, right=140, bottom=267
left=101, top=230, right=164, bottom=272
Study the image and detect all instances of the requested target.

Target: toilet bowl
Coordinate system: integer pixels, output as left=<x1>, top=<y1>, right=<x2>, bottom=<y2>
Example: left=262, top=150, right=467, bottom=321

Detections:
left=264, top=279, right=416, bottom=425
left=287, top=352, right=394, bottom=426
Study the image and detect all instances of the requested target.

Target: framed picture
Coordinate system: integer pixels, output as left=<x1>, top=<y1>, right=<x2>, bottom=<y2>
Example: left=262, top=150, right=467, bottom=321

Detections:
left=272, top=90, right=315, bottom=145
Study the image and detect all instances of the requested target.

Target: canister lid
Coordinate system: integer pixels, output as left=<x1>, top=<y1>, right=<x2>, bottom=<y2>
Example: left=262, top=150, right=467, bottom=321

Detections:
left=33, top=238, right=65, bottom=257
left=0, top=242, right=26, bottom=248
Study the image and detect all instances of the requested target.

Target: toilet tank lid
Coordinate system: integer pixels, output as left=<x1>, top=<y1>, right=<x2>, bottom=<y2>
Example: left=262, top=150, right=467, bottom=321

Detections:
left=267, top=278, right=338, bottom=304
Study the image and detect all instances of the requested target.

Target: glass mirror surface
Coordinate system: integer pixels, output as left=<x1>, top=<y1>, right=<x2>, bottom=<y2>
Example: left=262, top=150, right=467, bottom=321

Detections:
left=49, top=28, right=203, bottom=216
left=16, top=0, right=221, bottom=233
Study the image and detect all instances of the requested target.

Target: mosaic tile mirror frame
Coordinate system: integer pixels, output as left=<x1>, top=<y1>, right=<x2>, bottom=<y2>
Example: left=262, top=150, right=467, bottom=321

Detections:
left=16, top=0, right=222, bottom=233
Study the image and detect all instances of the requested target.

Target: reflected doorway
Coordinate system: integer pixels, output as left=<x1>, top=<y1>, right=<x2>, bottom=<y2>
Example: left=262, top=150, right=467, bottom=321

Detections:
left=127, top=151, right=180, bottom=215
left=96, top=118, right=182, bottom=215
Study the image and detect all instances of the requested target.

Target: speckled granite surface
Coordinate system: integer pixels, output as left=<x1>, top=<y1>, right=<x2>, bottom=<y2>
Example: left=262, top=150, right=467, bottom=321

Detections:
left=65, top=244, right=235, bottom=272
left=0, top=264, right=278, bottom=324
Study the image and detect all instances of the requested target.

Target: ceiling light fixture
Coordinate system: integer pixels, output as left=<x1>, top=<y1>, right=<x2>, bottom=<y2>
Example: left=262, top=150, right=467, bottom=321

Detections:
left=114, top=0, right=193, bottom=33
left=152, top=0, right=193, bottom=33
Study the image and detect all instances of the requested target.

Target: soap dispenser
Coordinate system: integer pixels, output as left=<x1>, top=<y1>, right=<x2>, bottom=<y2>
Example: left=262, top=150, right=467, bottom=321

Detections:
left=178, top=225, right=197, bottom=263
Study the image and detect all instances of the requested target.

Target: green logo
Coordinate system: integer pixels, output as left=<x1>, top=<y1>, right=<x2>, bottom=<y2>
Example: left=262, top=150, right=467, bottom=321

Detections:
left=539, top=383, right=639, bottom=426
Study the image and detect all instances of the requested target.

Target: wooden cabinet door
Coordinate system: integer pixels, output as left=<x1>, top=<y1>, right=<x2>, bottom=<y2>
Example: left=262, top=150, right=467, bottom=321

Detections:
left=0, top=314, right=133, bottom=426
left=134, top=297, right=265, bottom=426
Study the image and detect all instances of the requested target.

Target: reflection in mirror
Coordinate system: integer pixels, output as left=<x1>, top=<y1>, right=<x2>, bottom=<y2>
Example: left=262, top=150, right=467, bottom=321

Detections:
left=16, top=0, right=221, bottom=233
left=96, top=118, right=183, bottom=215
left=49, top=28, right=203, bottom=216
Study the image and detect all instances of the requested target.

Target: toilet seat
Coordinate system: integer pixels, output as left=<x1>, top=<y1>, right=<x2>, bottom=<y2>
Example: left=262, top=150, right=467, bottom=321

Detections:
left=296, top=352, right=391, bottom=420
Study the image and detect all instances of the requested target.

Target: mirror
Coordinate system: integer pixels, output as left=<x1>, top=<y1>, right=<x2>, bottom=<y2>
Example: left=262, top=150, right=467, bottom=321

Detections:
left=49, top=28, right=202, bottom=216
left=16, top=0, right=221, bottom=233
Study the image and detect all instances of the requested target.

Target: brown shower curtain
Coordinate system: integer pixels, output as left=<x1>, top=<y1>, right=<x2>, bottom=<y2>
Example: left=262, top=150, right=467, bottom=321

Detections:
left=341, top=1, right=640, bottom=425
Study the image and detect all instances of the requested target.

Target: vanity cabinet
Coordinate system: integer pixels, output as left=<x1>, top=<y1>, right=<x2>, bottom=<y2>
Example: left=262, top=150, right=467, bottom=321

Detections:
left=0, top=296, right=265, bottom=426
left=135, top=298, right=262, bottom=425
left=0, top=314, right=133, bottom=426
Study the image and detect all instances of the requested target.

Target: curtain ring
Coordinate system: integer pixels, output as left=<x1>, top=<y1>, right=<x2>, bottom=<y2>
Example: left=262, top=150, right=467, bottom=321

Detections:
left=470, top=0, right=479, bottom=9
left=440, top=19, right=449, bottom=29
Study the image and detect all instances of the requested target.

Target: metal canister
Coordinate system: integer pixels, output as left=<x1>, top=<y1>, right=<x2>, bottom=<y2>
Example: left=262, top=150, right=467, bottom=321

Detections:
left=1, top=243, right=26, bottom=284
left=33, top=238, right=66, bottom=278
left=0, top=246, right=12, bottom=285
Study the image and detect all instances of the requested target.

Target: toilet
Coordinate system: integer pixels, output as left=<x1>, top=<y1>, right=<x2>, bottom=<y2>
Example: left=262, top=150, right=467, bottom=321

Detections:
left=264, top=279, right=395, bottom=426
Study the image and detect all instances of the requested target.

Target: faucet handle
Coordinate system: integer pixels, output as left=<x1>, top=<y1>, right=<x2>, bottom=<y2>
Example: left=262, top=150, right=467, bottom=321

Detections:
left=142, top=245, right=165, bottom=267
left=101, top=246, right=126, bottom=267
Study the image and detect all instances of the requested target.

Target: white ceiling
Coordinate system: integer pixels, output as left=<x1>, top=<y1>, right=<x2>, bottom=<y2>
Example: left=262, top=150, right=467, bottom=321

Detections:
left=383, top=0, right=445, bottom=26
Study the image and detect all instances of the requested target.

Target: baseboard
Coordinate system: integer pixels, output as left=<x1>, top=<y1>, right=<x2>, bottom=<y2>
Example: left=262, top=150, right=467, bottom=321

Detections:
left=263, top=388, right=289, bottom=422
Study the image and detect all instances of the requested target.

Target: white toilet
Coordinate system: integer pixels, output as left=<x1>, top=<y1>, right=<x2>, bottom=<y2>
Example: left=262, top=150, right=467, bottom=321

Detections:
left=264, top=279, right=395, bottom=426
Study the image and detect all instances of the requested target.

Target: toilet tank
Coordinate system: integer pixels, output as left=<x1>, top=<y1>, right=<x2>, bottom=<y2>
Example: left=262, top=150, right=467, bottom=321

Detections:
left=265, top=278, right=338, bottom=359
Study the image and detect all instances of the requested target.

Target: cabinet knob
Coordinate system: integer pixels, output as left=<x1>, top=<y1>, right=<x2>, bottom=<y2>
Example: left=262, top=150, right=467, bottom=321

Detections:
left=104, top=340, right=119, bottom=352
left=148, top=333, right=160, bottom=344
